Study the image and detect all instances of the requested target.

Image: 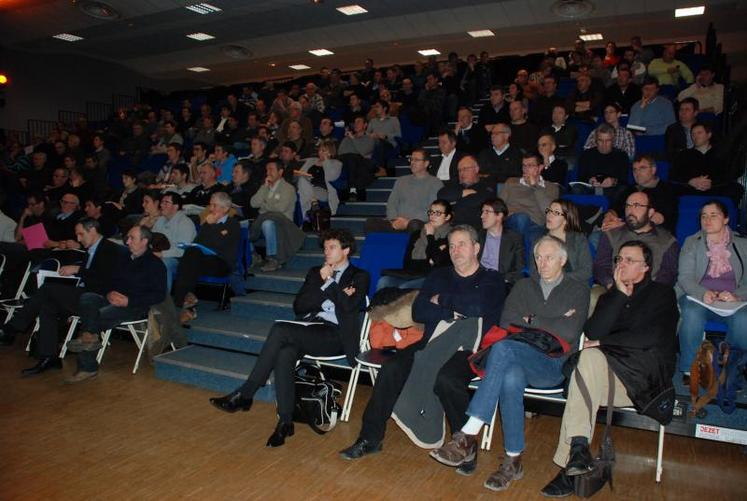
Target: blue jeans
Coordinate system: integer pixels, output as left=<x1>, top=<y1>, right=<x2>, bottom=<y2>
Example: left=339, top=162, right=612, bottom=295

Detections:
left=506, top=213, right=545, bottom=256
left=678, top=295, right=747, bottom=372
left=467, top=340, right=566, bottom=453
left=261, top=219, right=278, bottom=257
left=162, top=257, right=179, bottom=293
left=376, top=275, right=426, bottom=291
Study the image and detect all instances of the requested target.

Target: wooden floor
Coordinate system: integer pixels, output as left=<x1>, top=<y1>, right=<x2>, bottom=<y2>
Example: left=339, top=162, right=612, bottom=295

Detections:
left=1, top=340, right=746, bottom=501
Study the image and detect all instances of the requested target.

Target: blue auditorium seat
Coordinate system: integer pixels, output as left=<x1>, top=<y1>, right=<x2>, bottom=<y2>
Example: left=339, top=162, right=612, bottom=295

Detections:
left=562, top=194, right=610, bottom=214
left=675, top=195, right=738, bottom=244
left=198, top=226, right=251, bottom=307
left=351, top=232, right=410, bottom=297
left=634, top=134, right=666, bottom=157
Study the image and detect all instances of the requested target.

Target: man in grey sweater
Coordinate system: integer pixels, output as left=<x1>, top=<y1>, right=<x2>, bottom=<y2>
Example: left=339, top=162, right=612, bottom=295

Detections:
left=364, top=148, right=443, bottom=233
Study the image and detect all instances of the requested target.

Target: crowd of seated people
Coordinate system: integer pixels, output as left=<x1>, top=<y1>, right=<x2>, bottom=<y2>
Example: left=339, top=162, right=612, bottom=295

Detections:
left=0, top=35, right=744, bottom=495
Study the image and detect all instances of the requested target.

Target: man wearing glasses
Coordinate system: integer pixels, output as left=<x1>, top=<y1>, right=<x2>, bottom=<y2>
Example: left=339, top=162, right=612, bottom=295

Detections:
left=364, top=148, right=442, bottom=234
left=541, top=240, right=678, bottom=497
left=593, top=191, right=679, bottom=289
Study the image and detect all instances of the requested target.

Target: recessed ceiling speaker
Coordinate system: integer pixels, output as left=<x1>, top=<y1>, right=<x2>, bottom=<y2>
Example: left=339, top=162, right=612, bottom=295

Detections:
left=221, top=45, right=254, bottom=59
left=77, top=1, right=121, bottom=20
left=551, top=0, right=595, bottom=19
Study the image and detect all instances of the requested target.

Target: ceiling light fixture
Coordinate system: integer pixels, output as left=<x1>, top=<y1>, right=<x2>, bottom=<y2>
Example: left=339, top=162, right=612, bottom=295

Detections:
left=289, top=64, right=312, bottom=70
left=336, top=4, right=368, bottom=15
left=187, top=66, right=211, bottom=72
left=418, top=49, right=441, bottom=56
left=579, top=33, right=603, bottom=41
left=467, top=30, right=495, bottom=38
left=309, top=49, right=334, bottom=56
left=185, top=3, right=222, bottom=15
left=53, top=33, right=84, bottom=42
left=186, top=32, right=215, bottom=41
left=675, top=6, right=705, bottom=17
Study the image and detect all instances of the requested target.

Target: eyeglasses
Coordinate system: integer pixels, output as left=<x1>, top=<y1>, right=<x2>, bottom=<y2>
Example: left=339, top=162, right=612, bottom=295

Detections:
left=427, top=210, right=446, bottom=216
left=613, top=255, right=646, bottom=265
left=545, top=208, right=565, bottom=217
left=625, top=202, right=649, bottom=209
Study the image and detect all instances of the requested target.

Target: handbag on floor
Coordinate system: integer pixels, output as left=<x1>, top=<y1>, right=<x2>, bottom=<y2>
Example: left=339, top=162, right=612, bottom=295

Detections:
left=292, top=362, right=342, bottom=434
left=573, top=365, right=616, bottom=498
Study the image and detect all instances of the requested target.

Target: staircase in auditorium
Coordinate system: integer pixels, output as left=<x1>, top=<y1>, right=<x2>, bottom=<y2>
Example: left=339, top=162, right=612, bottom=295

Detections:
left=153, top=129, right=455, bottom=400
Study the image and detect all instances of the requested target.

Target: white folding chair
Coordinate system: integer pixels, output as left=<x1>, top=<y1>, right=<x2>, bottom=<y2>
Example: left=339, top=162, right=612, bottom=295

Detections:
left=302, top=297, right=371, bottom=422
left=0, top=262, right=33, bottom=322
left=474, top=333, right=586, bottom=451
left=96, top=319, right=151, bottom=374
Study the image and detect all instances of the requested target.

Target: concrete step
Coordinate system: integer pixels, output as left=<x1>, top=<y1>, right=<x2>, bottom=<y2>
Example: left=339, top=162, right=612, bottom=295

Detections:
left=246, top=268, right=306, bottom=294
left=370, top=177, right=395, bottom=189
left=188, top=310, right=272, bottom=354
left=302, top=233, right=365, bottom=251
left=154, top=345, right=275, bottom=399
left=230, top=291, right=295, bottom=320
left=330, top=216, right=366, bottom=234
left=363, top=189, right=390, bottom=202
left=336, top=201, right=387, bottom=217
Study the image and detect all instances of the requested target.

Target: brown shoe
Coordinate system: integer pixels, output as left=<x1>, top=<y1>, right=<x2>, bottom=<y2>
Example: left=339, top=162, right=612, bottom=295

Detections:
left=429, top=431, right=478, bottom=467
left=183, top=292, right=199, bottom=309
left=64, top=371, right=98, bottom=384
left=484, top=454, right=524, bottom=492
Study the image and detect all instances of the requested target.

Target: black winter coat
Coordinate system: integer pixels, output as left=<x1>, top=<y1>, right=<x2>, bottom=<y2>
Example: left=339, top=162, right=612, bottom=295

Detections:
left=584, top=277, right=679, bottom=424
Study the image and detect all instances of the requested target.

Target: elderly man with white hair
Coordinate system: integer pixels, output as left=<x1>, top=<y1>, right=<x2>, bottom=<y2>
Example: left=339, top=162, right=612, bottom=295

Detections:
left=172, top=191, right=241, bottom=323
left=430, top=235, right=589, bottom=493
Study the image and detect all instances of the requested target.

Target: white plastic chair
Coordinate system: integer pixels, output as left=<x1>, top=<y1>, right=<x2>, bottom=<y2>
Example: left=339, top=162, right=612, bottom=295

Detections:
left=302, top=297, right=371, bottom=422
left=96, top=319, right=151, bottom=374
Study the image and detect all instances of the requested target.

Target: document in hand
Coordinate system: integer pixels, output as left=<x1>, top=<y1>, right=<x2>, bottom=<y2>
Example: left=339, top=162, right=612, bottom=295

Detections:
left=21, top=223, right=49, bottom=250
left=686, top=295, right=747, bottom=317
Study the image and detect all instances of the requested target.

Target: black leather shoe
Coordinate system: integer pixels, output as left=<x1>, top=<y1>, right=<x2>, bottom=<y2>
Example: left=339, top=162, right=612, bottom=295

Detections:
left=0, top=327, right=16, bottom=346
left=565, top=443, right=594, bottom=476
left=540, top=469, right=574, bottom=497
left=339, top=438, right=383, bottom=460
left=21, top=356, right=62, bottom=377
left=266, top=422, right=294, bottom=448
left=209, top=392, right=253, bottom=413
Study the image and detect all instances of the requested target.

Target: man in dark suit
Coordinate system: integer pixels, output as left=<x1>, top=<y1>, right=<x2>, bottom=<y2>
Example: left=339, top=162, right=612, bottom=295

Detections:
left=664, top=97, right=698, bottom=161
left=0, top=217, right=125, bottom=376
left=477, top=86, right=510, bottom=133
left=209, top=229, right=369, bottom=448
left=428, top=129, right=464, bottom=185
left=477, top=198, right=525, bottom=287
left=477, top=124, right=523, bottom=187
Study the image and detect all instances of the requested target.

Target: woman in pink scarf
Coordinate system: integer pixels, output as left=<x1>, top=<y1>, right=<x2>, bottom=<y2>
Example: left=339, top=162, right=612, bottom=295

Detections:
left=676, top=200, right=747, bottom=384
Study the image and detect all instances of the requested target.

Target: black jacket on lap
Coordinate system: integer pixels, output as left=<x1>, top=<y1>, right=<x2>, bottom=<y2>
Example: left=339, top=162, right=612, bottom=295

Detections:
left=584, top=278, right=679, bottom=425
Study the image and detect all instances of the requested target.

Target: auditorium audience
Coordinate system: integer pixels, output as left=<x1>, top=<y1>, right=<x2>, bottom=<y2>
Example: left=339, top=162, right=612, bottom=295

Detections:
left=647, top=44, right=694, bottom=88
left=152, top=191, right=197, bottom=291
left=604, top=66, right=642, bottom=114
left=507, top=101, right=540, bottom=154
left=429, top=130, right=463, bottom=184
left=536, top=134, right=568, bottom=185
left=454, top=107, right=487, bottom=156
left=478, top=86, right=510, bottom=132
left=665, top=97, right=699, bottom=161
left=574, top=124, right=630, bottom=201
left=438, top=155, right=494, bottom=230
left=678, top=65, right=724, bottom=115
left=583, top=102, right=636, bottom=159
left=477, top=124, right=523, bottom=187
left=296, top=139, right=342, bottom=217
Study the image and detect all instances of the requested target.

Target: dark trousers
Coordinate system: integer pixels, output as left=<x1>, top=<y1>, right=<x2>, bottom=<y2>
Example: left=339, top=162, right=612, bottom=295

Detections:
left=8, top=283, right=83, bottom=358
left=363, top=218, right=424, bottom=235
left=172, top=248, right=230, bottom=307
left=236, top=321, right=343, bottom=422
left=76, top=292, right=149, bottom=372
left=360, top=344, right=420, bottom=443
left=434, top=351, right=476, bottom=432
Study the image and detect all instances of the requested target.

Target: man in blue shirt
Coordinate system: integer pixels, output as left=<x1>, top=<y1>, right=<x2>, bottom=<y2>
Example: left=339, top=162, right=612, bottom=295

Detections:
left=628, top=77, right=676, bottom=136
